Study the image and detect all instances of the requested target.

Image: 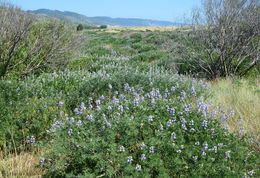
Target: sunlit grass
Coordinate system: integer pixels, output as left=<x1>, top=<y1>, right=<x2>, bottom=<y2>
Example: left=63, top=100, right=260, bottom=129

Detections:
left=209, top=78, right=260, bottom=148
left=0, top=150, right=43, bottom=177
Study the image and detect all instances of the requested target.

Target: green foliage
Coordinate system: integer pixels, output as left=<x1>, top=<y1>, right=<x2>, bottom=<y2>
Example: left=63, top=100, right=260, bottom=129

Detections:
left=0, top=28, right=259, bottom=177
left=41, top=79, right=259, bottom=177
left=130, top=33, right=142, bottom=42
left=77, top=24, right=84, bottom=31
left=100, top=25, right=107, bottom=29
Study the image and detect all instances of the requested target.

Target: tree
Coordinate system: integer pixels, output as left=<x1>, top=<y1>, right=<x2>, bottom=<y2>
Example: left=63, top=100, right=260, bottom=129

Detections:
left=178, top=0, right=260, bottom=78
left=77, top=24, right=84, bottom=31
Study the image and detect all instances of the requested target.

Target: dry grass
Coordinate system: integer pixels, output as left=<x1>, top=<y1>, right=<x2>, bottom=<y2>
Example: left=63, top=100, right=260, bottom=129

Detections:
left=209, top=78, right=260, bottom=147
left=0, top=150, right=44, bottom=178
left=102, top=26, right=191, bottom=33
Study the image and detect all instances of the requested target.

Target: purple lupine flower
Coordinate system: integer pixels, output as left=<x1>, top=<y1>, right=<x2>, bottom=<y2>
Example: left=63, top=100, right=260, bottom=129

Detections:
left=195, top=141, right=200, bottom=146
left=191, top=86, right=196, bottom=97
left=225, top=151, right=231, bottom=159
left=9, top=142, right=12, bottom=149
left=127, top=156, right=133, bottom=164
left=76, top=120, right=82, bottom=127
left=135, top=164, right=142, bottom=171
left=189, top=120, right=194, bottom=126
left=96, top=105, right=101, bottom=110
left=248, top=170, right=254, bottom=176
left=105, top=120, right=112, bottom=128
left=118, top=105, right=124, bottom=113
left=59, top=101, right=64, bottom=107
left=59, top=111, right=63, bottom=118
left=140, top=142, right=146, bottom=150
left=202, top=119, right=208, bottom=129
left=239, top=128, right=245, bottom=136
left=160, top=124, right=164, bottom=131
left=171, top=132, right=176, bottom=140
left=68, top=129, right=73, bottom=136
left=119, top=146, right=125, bottom=152
left=100, top=95, right=105, bottom=102
left=74, top=108, right=80, bottom=115
left=124, top=83, right=130, bottom=91
left=134, top=97, right=140, bottom=107
left=176, top=150, right=182, bottom=153
left=211, top=146, right=218, bottom=153
left=87, top=114, right=94, bottom=122
left=180, top=90, right=186, bottom=100
left=202, top=151, right=206, bottom=156
left=96, top=100, right=101, bottom=105
left=108, top=84, right=112, bottom=90
left=40, top=158, right=45, bottom=166
left=88, top=97, right=93, bottom=104
left=166, top=120, right=173, bottom=129
left=148, top=116, right=153, bottom=122
left=80, top=102, right=86, bottom=110
left=141, top=154, right=146, bottom=161
left=190, top=128, right=195, bottom=132
left=151, top=98, right=156, bottom=106
left=164, top=88, right=169, bottom=98
left=192, top=156, right=198, bottom=161
left=27, top=136, right=35, bottom=145
left=210, top=128, right=215, bottom=136
left=182, top=123, right=187, bottom=130
left=149, top=146, right=154, bottom=153
left=203, top=142, right=208, bottom=151
left=170, top=108, right=175, bottom=116
left=69, top=117, right=75, bottom=123
left=112, top=96, right=119, bottom=104
left=107, top=105, right=112, bottom=111
left=248, top=138, right=254, bottom=143
left=217, top=143, right=223, bottom=147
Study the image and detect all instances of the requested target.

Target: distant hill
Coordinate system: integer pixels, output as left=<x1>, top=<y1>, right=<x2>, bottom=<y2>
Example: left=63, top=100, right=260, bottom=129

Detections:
left=28, top=9, right=183, bottom=27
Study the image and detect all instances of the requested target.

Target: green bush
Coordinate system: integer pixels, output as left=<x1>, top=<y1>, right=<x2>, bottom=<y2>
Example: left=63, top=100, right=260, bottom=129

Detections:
left=40, top=81, right=259, bottom=177
left=100, top=25, right=107, bottom=29
left=130, top=33, right=142, bottom=42
left=77, top=24, right=84, bottom=31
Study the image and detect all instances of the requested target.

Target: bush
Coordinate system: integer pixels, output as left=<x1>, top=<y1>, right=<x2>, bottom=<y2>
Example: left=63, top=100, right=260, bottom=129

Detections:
left=176, top=0, right=260, bottom=79
left=40, top=81, right=259, bottom=177
left=100, top=25, right=107, bottom=29
left=130, top=33, right=142, bottom=42
left=0, top=2, right=83, bottom=78
left=77, top=24, right=84, bottom=31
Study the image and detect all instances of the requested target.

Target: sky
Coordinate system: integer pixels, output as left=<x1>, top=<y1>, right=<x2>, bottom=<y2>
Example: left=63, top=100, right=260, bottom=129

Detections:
left=12, top=0, right=201, bottom=22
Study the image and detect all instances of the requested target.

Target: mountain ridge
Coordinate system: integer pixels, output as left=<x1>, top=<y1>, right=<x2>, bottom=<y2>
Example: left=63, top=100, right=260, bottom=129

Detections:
left=28, top=9, right=183, bottom=27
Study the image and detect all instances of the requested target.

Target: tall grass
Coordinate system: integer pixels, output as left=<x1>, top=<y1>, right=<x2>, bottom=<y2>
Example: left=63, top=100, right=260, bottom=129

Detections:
left=209, top=78, right=260, bottom=148
left=0, top=150, right=43, bottom=177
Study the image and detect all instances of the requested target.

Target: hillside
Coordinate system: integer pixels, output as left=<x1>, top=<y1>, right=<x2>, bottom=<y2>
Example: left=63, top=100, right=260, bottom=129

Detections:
left=28, top=9, right=182, bottom=27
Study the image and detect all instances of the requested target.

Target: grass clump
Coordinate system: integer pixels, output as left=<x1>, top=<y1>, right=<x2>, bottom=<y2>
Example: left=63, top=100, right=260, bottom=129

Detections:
left=209, top=78, right=260, bottom=148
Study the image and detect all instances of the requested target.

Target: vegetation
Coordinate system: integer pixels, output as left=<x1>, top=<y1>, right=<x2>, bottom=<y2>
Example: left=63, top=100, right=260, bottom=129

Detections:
left=0, top=0, right=259, bottom=177
left=176, top=0, right=260, bottom=79
left=0, top=2, right=83, bottom=79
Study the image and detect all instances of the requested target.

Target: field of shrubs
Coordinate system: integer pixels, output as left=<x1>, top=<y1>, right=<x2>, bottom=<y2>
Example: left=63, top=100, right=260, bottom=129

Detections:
left=0, top=29, right=259, bottom=177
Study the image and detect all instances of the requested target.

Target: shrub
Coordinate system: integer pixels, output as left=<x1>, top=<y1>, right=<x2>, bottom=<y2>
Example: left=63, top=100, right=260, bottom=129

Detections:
left=77, top=24, right=84, bottom=31
left=40, top=81, right=259, bottom=177
left=176, top=0, right=260, bottom=79
left=0, top=2, right=83, bottom=78
left=130, top=33, right=142, bottom=42
left=100, top=25, right=107, bottom=29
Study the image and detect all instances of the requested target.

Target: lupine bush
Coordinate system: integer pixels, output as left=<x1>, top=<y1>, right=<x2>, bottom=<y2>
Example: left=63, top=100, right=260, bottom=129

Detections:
left=40, top=81, right=259, bottom=177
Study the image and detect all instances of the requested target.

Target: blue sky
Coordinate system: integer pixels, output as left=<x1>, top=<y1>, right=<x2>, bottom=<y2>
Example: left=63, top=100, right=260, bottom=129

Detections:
left=12, top=0, right=201, bottom=22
